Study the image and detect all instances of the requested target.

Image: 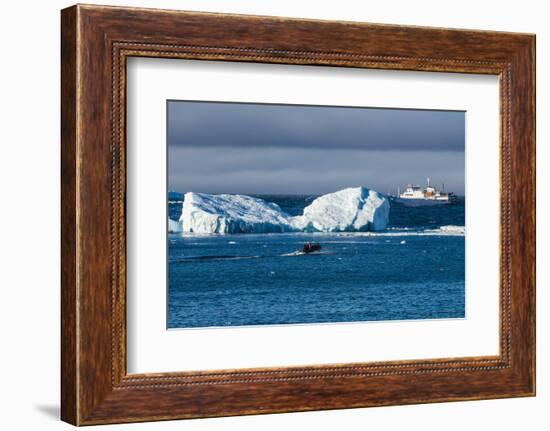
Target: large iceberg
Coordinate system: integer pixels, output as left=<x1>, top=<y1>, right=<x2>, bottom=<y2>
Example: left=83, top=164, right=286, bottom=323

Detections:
left=177, top=186, right=389, bottom=234
left=291, top=187, right=389, bottom=232
left=180, top=192, right=294, bottom=234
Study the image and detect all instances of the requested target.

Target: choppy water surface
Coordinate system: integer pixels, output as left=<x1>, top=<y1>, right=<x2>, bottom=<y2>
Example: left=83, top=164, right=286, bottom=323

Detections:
left=168, top=195, right=465, bottom=328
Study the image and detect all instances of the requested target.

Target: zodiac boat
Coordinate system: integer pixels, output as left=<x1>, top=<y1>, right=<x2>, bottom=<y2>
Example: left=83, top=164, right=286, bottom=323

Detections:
left=302, top=243, right=322, bottom=253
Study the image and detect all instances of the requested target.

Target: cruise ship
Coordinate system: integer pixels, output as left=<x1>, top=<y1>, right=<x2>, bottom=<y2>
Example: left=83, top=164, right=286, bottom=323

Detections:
left=392, top=179, right=456, bottom=206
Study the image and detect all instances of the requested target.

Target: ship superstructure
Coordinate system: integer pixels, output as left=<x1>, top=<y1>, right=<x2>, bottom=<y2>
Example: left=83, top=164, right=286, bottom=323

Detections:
left=394, top=178, right=455, bottom=206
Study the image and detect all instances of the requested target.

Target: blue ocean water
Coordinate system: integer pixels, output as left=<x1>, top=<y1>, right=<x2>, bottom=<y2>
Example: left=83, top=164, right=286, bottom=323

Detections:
left=167, top=195, right=465, bottom=329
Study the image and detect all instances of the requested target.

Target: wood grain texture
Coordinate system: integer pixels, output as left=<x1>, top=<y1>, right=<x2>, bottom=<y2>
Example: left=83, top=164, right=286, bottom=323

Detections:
left=60, top=4, right=536, bottom=425
left=60, top=5, right=78, bottom=425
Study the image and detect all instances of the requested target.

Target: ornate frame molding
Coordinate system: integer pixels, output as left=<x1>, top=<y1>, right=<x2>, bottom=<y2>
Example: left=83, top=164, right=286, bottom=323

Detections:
left=61, top=5, right=535, bottom=425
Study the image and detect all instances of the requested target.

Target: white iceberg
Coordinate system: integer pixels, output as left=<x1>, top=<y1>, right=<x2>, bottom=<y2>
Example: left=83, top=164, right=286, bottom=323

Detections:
left=181, top=192, right=294, bottom=234
left=178, top=187, right=389, bottom=234
left=168, top=218, right=183, bottom=233
left=291, top=187, right=389, bottom=232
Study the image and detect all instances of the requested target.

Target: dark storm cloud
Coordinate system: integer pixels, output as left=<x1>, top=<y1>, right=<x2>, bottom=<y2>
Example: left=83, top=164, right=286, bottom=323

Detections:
left=167, top=100, right=465, bottom=195
left=168, top=147, right=465, bottom=195
left=168, top=101, right=465, bottom=152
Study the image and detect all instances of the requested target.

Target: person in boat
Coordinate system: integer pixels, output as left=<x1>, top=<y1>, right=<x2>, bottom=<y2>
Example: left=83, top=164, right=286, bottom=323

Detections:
left=302, top=242, right=321, bottom=253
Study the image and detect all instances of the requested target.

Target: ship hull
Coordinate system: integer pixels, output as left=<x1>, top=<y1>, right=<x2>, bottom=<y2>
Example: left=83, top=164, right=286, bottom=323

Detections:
left=392, top=197, right=453, bottom=207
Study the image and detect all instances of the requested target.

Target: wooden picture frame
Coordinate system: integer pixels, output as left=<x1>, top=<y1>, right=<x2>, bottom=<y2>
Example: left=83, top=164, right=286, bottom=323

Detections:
left=61, top=4, right=535, bottom=425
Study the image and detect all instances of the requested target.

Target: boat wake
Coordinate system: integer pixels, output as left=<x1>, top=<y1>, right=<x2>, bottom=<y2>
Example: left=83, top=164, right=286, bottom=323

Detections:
left=280, top=250, right=331, bottom=257
left=171, top=249, right=330, bottom=263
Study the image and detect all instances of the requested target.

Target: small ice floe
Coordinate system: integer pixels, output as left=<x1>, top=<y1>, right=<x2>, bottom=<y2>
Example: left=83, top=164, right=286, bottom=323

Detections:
left=438, top=225, right=466, bottom=234
left=423, top=225, right=465, bottom=236
left=400, top=240, right=407, bottom=244
left=269, top=271, right=276, bottom=275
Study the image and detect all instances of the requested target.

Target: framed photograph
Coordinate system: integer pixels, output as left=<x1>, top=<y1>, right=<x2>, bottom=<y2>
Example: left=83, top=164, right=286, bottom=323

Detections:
left=61, top=4, right=535, bottom=425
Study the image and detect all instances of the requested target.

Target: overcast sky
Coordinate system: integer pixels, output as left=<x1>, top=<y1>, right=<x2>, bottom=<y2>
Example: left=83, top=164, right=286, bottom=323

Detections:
left=168, top=100, right=465, bottom=195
